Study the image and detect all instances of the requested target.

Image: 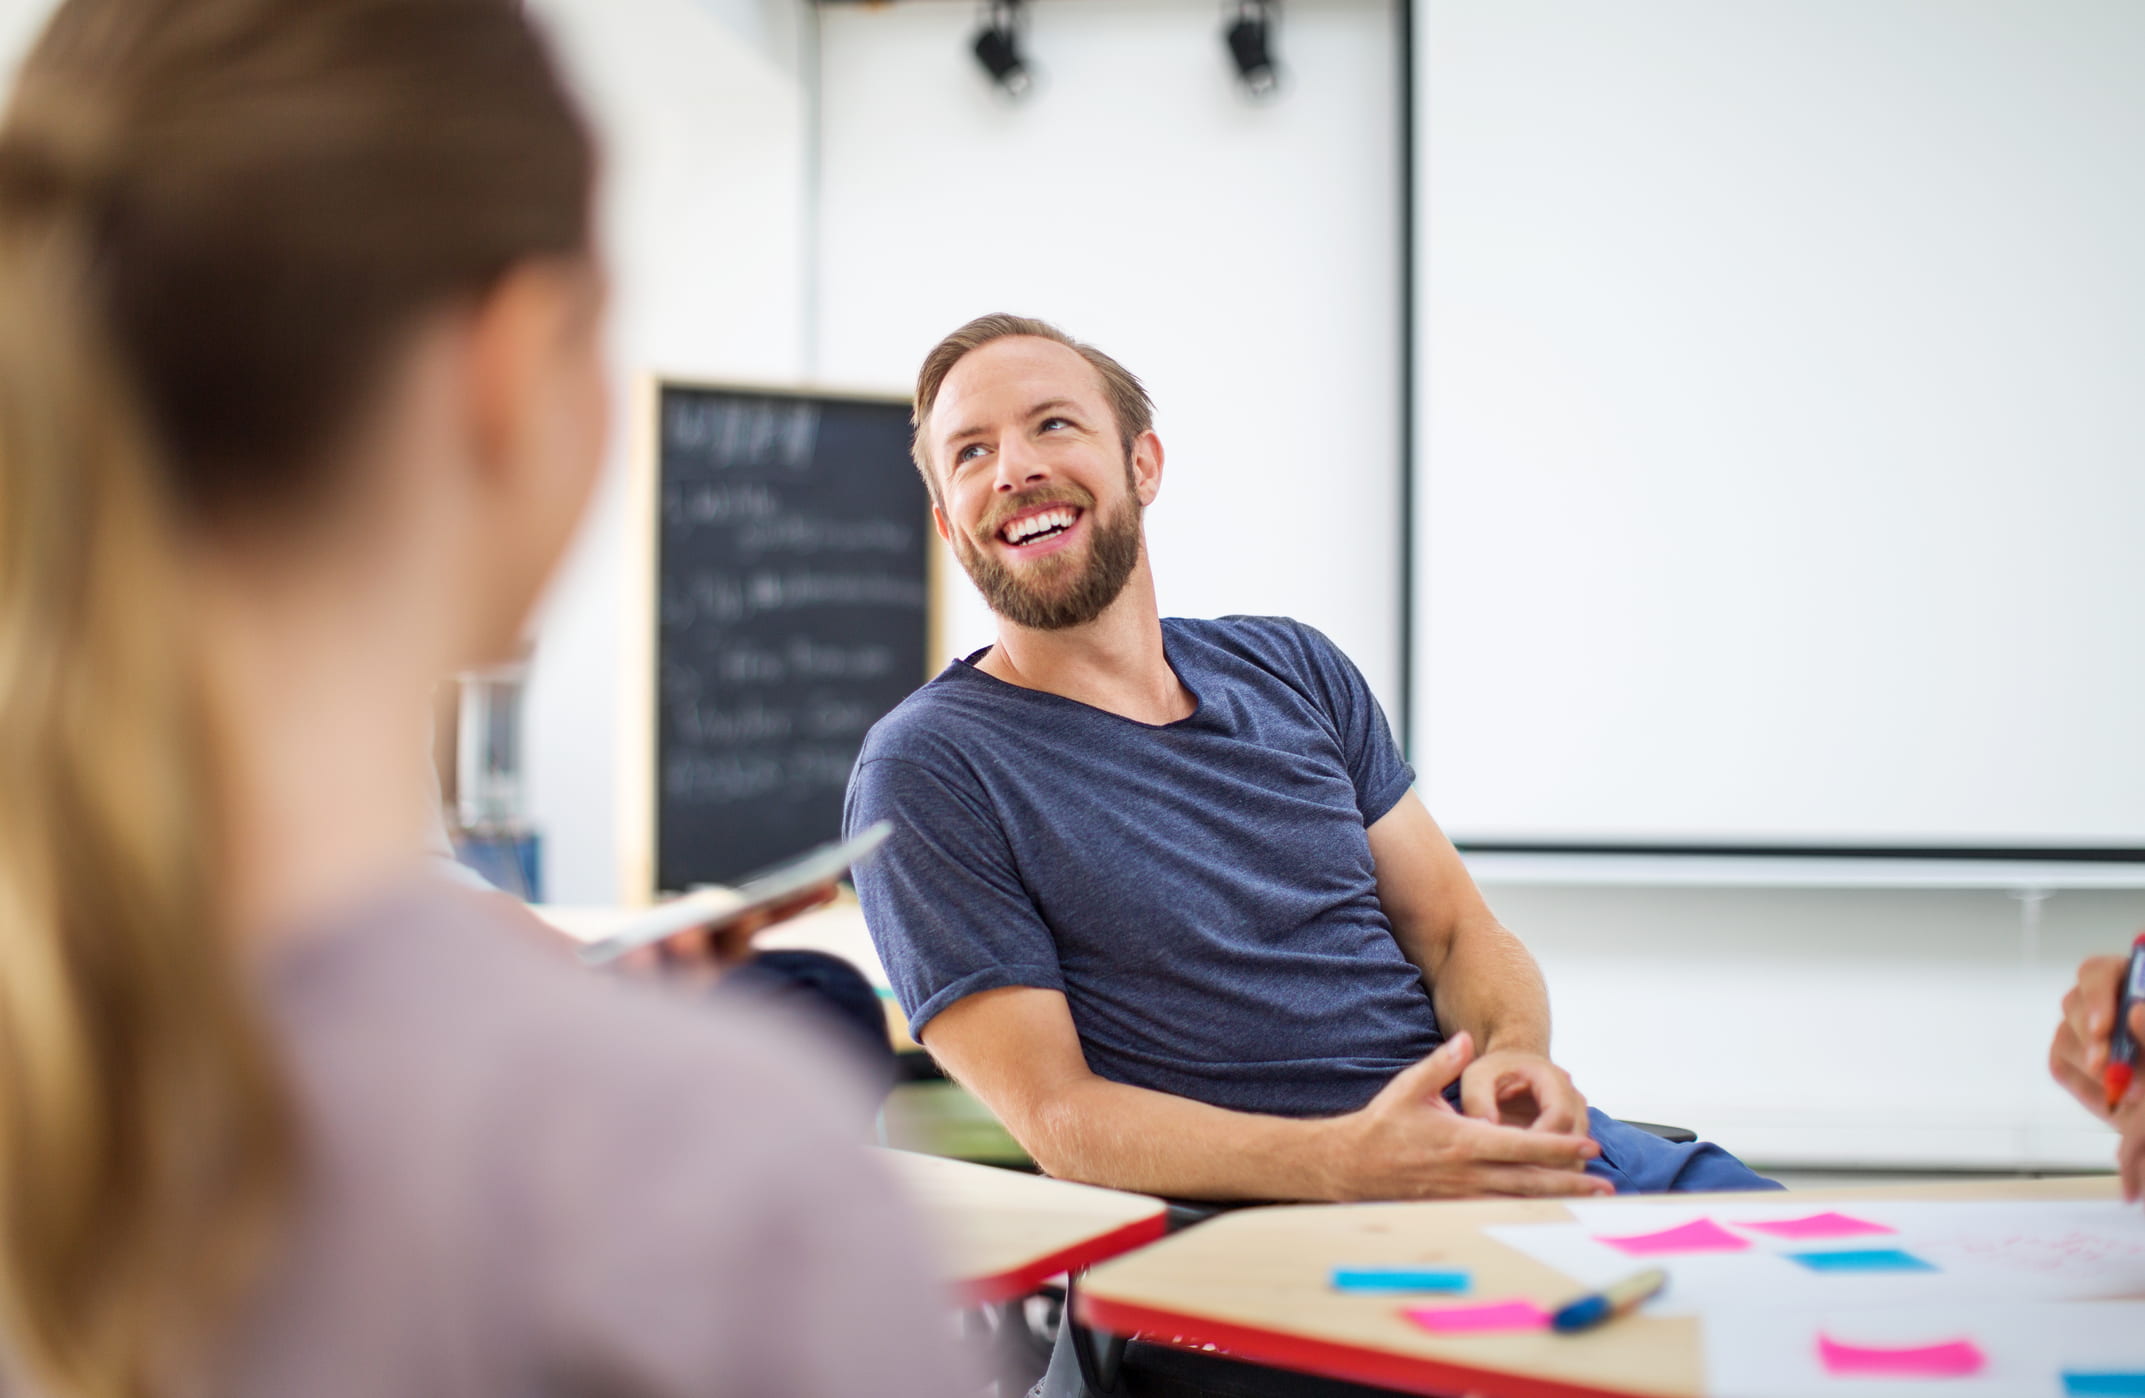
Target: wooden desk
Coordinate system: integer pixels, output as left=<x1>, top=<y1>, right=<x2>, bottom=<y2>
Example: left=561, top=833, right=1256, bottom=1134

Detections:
left=1075, top=1177, right=2126, bottom=1398
left=879, top=1149, right=1169, bottom=1305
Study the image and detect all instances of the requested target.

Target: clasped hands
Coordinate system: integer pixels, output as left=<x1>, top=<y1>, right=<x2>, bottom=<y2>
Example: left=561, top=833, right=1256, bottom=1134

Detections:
left=1326, top=1030, right=1611, bottom=1202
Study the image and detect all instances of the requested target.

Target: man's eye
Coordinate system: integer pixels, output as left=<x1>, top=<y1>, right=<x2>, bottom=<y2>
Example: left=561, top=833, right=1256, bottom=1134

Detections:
left=1041, top=417, right=1071, bottom=432
left=955, top=443, right=988, bottom=464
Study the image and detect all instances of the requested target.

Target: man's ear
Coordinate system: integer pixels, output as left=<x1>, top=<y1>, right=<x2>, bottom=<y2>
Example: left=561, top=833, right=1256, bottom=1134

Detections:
left=1132, top=430, right=1165, bottom=506
left=932, top=503, right=952, bottom=543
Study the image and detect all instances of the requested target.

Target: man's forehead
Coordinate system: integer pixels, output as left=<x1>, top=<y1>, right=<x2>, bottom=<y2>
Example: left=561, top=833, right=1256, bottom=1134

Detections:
left=935, top=337, right=1109, bottom=435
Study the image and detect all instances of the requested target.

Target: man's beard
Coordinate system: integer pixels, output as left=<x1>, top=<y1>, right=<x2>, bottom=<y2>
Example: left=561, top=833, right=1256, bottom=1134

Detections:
left=955, top=480, right=1144, bottom=632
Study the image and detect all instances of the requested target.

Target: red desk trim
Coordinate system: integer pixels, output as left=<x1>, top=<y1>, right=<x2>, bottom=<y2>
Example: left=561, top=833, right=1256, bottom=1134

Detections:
left=961, top=1210, right=1171, bottom=1306
left=1075, top=1293, right=1650, bottom=1398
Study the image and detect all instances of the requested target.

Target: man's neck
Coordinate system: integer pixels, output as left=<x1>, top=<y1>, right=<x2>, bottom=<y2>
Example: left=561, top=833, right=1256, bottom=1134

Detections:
left=973, top=564, right=1195, bottom=726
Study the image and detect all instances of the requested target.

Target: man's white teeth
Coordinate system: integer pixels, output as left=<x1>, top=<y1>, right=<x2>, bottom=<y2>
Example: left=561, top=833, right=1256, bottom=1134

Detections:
left=1003, top=508, right=1076, bottom=545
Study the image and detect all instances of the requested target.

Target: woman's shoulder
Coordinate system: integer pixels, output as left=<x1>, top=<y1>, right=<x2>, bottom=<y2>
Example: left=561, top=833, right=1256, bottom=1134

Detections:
left=265, top=875, right=879, bottom=1173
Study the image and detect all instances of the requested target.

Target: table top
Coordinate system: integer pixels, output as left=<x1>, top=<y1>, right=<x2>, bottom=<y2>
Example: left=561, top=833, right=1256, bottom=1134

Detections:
left=878, top=1150, right=1169, bottom=1305
left=1074, top=1176, right=2126, bottom=1398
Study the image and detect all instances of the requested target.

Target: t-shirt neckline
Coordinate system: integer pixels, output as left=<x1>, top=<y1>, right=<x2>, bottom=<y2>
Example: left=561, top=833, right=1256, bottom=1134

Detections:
left=953, top=620, right=1204, bottom=732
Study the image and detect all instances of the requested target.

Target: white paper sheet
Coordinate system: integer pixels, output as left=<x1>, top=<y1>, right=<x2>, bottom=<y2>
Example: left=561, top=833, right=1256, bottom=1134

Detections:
left=1484, top=1201, right=2145, bottom=1317
left=1700, top=1300, right=2145, bottom=1398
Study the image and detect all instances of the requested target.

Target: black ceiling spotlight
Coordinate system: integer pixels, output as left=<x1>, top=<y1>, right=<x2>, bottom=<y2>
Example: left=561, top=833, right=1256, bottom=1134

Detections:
left=1224, top=0, right=1280, bottom=98
left=973, top=0, right=1032, bottom=98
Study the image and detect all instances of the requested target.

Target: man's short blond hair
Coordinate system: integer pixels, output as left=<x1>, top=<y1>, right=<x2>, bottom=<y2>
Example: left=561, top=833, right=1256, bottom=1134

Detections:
left=910, top=314, right=1154, bottom=506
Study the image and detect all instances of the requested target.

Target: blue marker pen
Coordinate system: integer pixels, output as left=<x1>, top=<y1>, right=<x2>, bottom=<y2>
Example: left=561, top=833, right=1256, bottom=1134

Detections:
left=1550, top=1267, right=1667, bottom=1333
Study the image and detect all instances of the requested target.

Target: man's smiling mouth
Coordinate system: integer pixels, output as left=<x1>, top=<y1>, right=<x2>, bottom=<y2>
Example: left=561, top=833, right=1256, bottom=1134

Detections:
left=998, top=506, right=1082, bottom=547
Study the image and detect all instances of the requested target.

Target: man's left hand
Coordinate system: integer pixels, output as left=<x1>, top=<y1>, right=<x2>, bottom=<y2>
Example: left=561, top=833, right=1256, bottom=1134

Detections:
left=1459, top=1049, right=1589, bottom=1135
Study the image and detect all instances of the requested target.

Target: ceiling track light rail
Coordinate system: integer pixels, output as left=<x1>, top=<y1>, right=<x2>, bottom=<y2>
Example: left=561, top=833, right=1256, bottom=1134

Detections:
left=816, top=0, right=1284, bottom=102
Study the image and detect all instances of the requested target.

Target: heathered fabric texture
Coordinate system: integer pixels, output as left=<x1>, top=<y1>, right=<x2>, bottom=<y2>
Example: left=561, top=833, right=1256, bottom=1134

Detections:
left=845, top=615, right=1441, bottom=1117
left=207, top=878, right=969, bottom=1397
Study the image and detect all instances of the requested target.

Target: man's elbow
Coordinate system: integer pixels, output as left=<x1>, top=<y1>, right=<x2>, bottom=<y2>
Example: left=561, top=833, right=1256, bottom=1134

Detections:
left=1001, top=1088, right=1104, bottom=1184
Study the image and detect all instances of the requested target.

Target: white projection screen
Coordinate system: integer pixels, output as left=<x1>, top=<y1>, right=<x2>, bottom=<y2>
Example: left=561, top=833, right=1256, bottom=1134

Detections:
left=1411, top=0, right=2145, bottom=852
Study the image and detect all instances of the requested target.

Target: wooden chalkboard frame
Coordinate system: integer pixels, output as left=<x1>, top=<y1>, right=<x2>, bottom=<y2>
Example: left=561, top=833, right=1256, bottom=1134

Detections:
left=618, top=375, right=944, bottom=904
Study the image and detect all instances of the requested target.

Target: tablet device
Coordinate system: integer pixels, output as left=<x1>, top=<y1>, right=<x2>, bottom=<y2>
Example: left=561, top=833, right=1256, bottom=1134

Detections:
left=576, top=820, right=893, bottom=967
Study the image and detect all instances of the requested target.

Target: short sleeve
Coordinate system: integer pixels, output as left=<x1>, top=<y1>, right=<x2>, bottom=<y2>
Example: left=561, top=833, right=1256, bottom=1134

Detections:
left=843, top=754, right=1065, bottom=1037
left=1288, top=622, right=1415, bottom=826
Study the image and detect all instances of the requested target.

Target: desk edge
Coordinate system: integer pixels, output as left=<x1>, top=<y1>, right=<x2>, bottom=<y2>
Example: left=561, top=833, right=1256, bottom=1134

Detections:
left=961, top=1210, right=1171, bottom=1306
left=1075, top=1293, right=1662, bottom=1398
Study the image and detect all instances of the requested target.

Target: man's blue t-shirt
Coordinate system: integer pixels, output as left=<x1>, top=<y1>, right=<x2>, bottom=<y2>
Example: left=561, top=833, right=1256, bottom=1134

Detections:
left=842, top=615, right=1443, bottom=1118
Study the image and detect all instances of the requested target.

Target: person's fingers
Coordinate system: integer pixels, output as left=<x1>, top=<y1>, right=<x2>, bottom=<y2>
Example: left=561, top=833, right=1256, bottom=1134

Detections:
left=1527, top=1069, right=1588, bottom=1137
left=704, top=909, right=780, bottom=961
left=1482, top=1059, right=1583, bottom=1134
left=2050, top=1013, right=2084, bottom=1070
left=1457, top=1057, right=1502, bottom=1123
left=2068, top=956, right=2126, bottom=1075
left=2049, top=1035, right=2113, bottom=1121
left=703, top=883, right=844, bottom=962
left=1381, top=1032, right=1474, bottom=1106
left=1448, top=1114, right=1599, bottom=1168
left=1464, top=1162, right=1615, bottom=1198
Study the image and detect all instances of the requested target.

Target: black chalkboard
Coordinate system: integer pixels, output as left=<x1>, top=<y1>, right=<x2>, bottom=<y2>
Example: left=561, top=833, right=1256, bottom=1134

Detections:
left=654, top=384, right=930, bottom=891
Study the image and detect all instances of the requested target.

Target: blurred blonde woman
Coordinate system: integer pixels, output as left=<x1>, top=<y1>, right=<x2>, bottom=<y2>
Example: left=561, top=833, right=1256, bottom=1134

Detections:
left=0, top=1, right=967, bottom=1394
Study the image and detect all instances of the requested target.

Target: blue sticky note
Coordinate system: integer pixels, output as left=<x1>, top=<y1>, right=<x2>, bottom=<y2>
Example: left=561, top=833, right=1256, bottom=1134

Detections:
left=2064, top=1375, right=2145, bottom=1397
left=1785, top=1248, right=1936, bottom=1273
left=1330, top=1266, right=1471, bottom=1294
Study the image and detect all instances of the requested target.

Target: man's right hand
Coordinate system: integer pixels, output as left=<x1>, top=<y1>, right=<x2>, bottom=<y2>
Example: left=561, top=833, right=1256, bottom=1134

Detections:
left=1325, top=1032, right=1612, bottom=1201
left=2050, top=955, right=2137, bottom=1123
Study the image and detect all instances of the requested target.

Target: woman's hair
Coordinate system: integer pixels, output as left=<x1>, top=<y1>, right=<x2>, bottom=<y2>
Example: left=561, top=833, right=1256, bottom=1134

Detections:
left=0, top=1, right=593, bottom=1393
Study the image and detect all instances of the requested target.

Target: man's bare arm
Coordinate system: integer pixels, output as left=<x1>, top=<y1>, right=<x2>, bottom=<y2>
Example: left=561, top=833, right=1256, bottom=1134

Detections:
left=920, top=984, right=1605, bottom=1201
left=1368, top=792, right=1587, bottom=1133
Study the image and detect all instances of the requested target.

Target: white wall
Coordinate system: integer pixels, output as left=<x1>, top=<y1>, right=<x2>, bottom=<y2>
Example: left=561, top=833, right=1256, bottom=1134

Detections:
left=525, top=0, right=811, bottom=902
left=814, top=0, right=1403, bottom=701
left=1413, top=0, right=2145, bottom=849
left=1492, top=872, right=2145, bottom=1171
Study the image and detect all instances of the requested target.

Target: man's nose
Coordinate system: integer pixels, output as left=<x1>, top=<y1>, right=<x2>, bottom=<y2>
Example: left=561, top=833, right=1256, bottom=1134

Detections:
left=993, top=437, right=1050, bottom=491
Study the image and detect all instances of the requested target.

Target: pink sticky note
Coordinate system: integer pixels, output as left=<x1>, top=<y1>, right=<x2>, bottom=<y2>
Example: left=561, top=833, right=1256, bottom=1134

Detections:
left=1403, top=1299, right=1553, bottom=1335
left=1734, top=1212, right=1896, bottom=1241
left=1818, top=1335, right=1987, bottom=1378
left=1592, top=1217, right=1750, bottom=1256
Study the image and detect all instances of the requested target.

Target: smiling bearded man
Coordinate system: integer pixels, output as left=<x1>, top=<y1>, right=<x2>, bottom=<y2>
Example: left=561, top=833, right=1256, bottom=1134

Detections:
left=842, top=314, right=1775, bottom=1223
left=842, top=309, right=1778, bottom=1387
